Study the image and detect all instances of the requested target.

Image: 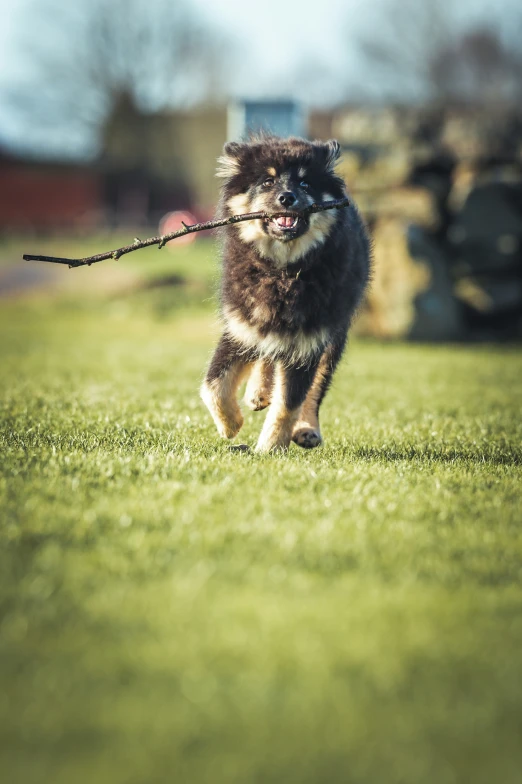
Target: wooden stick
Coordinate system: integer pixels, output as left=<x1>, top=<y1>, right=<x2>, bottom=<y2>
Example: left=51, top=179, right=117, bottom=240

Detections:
left=22, top=198, right=350, bottom=269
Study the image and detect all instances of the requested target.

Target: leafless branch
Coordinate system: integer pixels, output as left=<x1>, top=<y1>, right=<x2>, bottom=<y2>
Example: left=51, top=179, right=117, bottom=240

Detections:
left=23, top=198, right=350, bottom=269
left=355, top=0, right=522, bottom=103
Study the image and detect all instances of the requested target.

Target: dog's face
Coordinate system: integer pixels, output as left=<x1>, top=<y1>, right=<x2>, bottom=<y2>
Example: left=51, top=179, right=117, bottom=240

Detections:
left=217, top=136, right=346, bottom=265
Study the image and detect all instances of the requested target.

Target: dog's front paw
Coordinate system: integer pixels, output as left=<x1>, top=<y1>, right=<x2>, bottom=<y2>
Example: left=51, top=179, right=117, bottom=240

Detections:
left=216, top=413, right=244, bottom=439
left=292, top=427, right=323, bottom=449
left=244, top=361, right=273, bottom=412
left=244, top=390, right=270, bottom=411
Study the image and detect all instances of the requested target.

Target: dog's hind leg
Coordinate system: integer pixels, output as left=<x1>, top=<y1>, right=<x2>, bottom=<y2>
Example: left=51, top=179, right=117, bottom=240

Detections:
left=256, top=359, right=320, bottom=453
left=201, top=334, right=253, bottom=439
left=292, top=337, right=346, bottom=449
left=244, top=359, right=274, bottom=411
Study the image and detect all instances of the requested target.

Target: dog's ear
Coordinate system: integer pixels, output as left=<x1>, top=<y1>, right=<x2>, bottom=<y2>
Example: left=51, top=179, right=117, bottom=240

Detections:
left=314, top=139, right=341, bottom=172
left=216, top=142, right=247, bottom=179
left=324, top=140, right=341, bottom=171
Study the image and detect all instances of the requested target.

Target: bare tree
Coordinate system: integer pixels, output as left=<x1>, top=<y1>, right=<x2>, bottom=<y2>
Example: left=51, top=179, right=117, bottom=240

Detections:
left=356, top=0, right=522, bottom=104
left=429, top=28, right=522, bottom=104
left=3, top=0, right=227, bottom=157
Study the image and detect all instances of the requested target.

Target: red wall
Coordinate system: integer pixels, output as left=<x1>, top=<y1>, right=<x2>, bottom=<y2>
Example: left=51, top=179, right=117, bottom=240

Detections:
left=0, top=161, right=102, bottom=229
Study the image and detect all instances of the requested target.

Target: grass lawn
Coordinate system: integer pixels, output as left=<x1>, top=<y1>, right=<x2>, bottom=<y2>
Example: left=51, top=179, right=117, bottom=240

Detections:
left=1, top=236, right=522, bottom=783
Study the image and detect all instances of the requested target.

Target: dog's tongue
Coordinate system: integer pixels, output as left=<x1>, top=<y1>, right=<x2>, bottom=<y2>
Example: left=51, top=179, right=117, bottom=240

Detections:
left=276, top=216, right=294, bottom=228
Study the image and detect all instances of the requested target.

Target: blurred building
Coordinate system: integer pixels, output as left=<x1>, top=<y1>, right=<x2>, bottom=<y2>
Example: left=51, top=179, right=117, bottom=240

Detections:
left=4, top=101, right=521, bottom=232
left=0, top=104, right=227, bottom=232
left=0, top=149, right=102, bottom=232
left=100, top=96, right=227, bottom=223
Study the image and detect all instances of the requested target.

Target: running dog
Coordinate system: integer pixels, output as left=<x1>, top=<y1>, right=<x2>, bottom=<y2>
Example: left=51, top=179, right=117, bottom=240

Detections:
left=201, top=135, right=371, bottom=452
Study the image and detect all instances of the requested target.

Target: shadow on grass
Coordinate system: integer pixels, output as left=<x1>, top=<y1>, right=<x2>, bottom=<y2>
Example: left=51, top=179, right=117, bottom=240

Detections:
left=351, top=443, right=521, bottom=466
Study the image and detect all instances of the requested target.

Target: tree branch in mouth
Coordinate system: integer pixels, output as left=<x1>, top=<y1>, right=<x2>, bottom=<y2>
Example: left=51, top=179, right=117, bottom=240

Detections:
left=22, top=198, right=350, bottom=269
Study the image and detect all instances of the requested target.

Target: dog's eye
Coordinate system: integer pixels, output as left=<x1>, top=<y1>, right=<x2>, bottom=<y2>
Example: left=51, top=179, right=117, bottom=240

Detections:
left=263, top=177, right=275, bottom=188
left=300, top=180, right=310, bottom=189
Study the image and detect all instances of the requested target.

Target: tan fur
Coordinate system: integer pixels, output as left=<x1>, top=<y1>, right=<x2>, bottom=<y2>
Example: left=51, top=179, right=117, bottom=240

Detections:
left=255, top=210, right=336, bottom=267
left=227, top=193, right=264, bottom=245
left=267, top=167, right=277, bottom=177
left=200, top=361, right=252, bottom=438
left=255, top=364, right=300, bottom=453
left=226, top=193, right=335, bottom=267
left=216, top=155, right=241, bottom=179
left=244, top=359, right=274, bottom=411
left=252, top=303, right=271, bottom=322
left=224, top=307, right=329, bottom=366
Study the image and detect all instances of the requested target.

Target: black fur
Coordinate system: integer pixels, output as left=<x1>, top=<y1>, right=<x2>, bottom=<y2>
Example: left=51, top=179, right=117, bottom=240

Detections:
left=206, top=333, right=256, bottom=384
left=217, top=136, right=369, bottom=353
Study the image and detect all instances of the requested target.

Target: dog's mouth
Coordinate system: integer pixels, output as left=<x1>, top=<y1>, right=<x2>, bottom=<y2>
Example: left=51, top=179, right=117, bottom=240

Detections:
left=264, top=214, right=307, bottom=240
left=273, top=215, right=299, bottom=230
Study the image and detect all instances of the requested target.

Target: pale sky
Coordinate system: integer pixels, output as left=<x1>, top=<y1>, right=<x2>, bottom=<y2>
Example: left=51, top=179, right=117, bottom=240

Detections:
left=0, top=0, right=519, bottom=157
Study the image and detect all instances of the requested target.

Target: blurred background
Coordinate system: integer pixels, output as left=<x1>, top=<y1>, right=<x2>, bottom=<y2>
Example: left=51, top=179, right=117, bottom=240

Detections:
left=1, top=0, right=522, bottom=341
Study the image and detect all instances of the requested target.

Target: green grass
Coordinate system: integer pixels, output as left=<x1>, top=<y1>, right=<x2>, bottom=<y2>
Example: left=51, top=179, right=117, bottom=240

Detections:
left=1, top=237, right=522, bottom=783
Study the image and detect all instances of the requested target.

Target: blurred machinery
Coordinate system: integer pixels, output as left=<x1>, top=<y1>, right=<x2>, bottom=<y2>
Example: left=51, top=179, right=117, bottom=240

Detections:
left=330, top=106, right=522, bottom=341
left=407, top=156, right=522, bottom=341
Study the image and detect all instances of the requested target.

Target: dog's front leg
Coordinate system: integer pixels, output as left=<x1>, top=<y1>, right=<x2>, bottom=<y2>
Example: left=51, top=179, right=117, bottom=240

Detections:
left=244, top=359, right=274, bottom=411
left=201, top=334, right=252, bottom=439
left=292, top=336, right=346, bottom=449
left=255, top=359, right=320, bottom=453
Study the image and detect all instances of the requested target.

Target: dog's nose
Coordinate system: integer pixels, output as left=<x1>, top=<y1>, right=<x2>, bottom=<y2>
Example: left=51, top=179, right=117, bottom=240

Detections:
left=278, top=191, right=297, bottom=207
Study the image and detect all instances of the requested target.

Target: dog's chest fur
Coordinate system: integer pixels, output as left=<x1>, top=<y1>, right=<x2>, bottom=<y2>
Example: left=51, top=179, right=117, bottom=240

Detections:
left=223, top=238, right=344, bottom=335
left=219, top=214, right=368, bottom=364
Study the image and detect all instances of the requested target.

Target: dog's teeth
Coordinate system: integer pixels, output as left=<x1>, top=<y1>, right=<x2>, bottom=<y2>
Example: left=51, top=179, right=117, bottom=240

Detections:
left=275, top=216, right=298, bottom=229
